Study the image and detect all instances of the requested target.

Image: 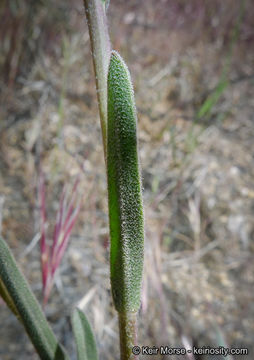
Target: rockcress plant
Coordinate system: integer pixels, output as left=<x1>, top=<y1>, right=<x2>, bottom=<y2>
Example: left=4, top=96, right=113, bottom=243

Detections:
left=0, top=1, right=145, bottom=359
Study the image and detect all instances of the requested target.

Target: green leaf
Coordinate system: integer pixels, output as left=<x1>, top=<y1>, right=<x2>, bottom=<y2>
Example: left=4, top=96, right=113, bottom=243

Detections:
left=0, top=237, right=70, bottom=360
left=107, top=51, right=145, bottom=313
left=0, top=277, right=19, bottom=318
left=197, top=79, right=228, bottom=119
left=72, top=308, right=98, bottom=360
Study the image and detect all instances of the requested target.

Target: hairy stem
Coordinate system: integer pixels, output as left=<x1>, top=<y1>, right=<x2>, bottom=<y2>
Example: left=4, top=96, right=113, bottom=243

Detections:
left=118, top=312, right=138, bottom=360
left=83, top=0, right=111, bottom=158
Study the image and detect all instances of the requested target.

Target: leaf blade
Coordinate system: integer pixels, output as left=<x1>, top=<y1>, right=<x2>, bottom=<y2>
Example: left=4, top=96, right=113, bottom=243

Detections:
left=0, top=236, right=69, bottom=360
left=72, top=308, right=98, bottom=360
left=107, top=51, right=145, bottom=313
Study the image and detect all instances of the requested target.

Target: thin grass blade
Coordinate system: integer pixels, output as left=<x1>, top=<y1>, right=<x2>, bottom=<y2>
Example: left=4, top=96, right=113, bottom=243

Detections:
left=197, top=79, right=228, bottom=119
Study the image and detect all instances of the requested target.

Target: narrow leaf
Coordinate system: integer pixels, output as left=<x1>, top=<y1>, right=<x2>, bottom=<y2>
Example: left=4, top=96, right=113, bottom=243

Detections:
left=107, top=51, right=145, bottom=313
left=0, top=237, right=70, bottom=360
left=197, top=79, right=228, bottom=119
left=0, top=277, right=19, bottom=318
left=72, top=308, right=98, bottom=360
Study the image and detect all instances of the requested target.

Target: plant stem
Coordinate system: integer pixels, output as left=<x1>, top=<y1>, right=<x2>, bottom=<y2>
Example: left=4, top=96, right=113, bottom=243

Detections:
left=83, top=0, right=111, bottom=159
left=118, top=311, right=138, bottom=360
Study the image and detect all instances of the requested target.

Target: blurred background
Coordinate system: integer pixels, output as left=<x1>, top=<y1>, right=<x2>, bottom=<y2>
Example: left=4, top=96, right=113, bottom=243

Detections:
left=0, top=0, right=254, bottom=359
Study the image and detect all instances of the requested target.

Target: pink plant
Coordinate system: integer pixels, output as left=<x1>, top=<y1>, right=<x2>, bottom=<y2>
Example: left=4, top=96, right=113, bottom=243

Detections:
left=39, top=173, right=82, bottom=306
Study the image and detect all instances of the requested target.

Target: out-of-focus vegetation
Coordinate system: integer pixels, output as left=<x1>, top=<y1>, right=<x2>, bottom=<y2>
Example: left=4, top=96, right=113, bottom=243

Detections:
left=0, top=0, right=73, bottom=87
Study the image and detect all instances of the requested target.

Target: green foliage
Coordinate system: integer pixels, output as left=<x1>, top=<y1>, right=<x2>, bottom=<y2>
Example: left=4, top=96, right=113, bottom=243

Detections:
left=197, top=1, right=245, bottom=121
left=107, top=51, right=144, bottom=313
left=0, top=237, right=69, bottom=360
left=72, top=308, right=98, bottom=360
left=0, top=3, right=144, bottom=360
left=0, top=276, right=19, bottom=318
left=197, top=79, right=228, bottom=119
